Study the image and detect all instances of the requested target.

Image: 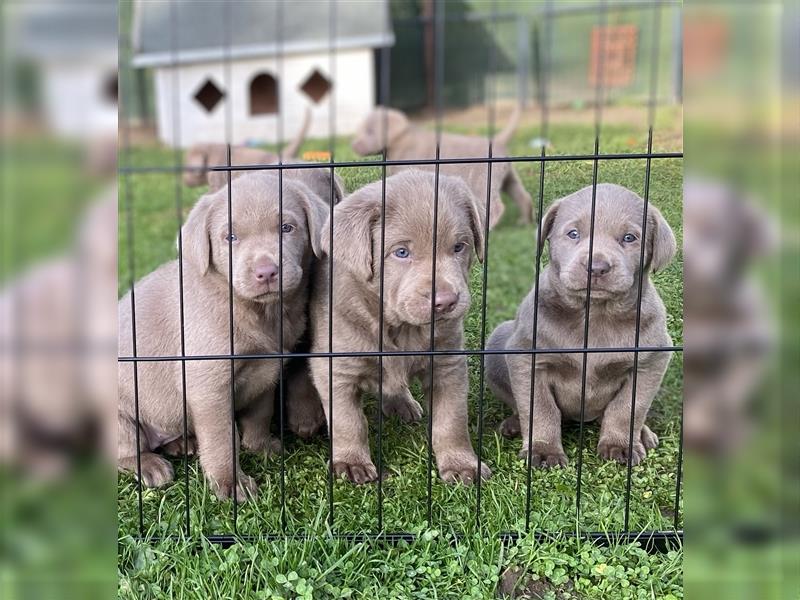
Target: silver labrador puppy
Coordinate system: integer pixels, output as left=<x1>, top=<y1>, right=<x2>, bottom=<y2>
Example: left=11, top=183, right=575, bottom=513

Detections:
left=118, top=172, right=327, bottom=500
left=309, top=170, right=492, bottom=484
left=487, top=183, right=676, bottom=467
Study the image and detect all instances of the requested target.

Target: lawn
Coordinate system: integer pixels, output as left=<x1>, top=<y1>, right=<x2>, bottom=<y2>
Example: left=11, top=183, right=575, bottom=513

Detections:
left=118, top=107, right=683, bottom=598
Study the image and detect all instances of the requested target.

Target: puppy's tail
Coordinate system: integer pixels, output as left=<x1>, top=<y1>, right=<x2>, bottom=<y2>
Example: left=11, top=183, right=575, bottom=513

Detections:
left=486, top=320, right=515, bottom=405
left=492, top=105, right=521, bottom=147
left=282, top=106, right=312, bottom=160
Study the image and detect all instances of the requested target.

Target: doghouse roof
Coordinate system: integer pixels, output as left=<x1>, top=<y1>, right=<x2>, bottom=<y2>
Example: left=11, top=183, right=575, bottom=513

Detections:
left=132, top=0, right=394, bottom=68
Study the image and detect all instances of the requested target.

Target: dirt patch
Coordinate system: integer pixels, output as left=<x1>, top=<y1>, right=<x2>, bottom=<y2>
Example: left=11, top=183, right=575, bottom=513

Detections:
left=498, top=566, right=582, bottom=599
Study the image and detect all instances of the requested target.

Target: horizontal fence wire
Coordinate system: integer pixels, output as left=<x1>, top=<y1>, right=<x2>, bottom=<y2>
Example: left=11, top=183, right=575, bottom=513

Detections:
left=119, top=151, right=682, bottom=174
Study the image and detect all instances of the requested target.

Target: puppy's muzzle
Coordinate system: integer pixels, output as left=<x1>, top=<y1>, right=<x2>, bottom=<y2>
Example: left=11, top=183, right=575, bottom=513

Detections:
left=587, top=259, right=612, bottom=277
left=253, top=258, right=279, bottom=285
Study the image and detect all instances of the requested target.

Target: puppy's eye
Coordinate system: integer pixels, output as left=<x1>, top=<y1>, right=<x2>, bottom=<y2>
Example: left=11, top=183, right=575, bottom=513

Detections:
left=281, top=224, right=295, bottom=234
left=454, top=242, right=466, bottom=253
left=393, top=247, right=410, bottom=259
left=622, top=233, right=637, bottom=243
left=567, top=229, right=580, bottom=240
left=226, top=233, right=238, bottom=242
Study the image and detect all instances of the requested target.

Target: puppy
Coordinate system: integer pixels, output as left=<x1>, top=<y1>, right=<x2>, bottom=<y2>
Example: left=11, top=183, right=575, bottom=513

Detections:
left=118, top=173, right=328, bottom=500
left=208, top=163, right=346, bottom=205
left=486, top=184, right=677, bottom=467
left=309, top=170, right=492, bottom=484
left=183, top=107, right=311, bottom=188
left=351, top=106, right=533, bottom=227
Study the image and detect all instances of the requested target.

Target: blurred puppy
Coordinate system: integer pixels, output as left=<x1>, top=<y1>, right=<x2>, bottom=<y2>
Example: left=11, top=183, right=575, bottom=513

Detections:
left=683, top=179, right=774, bottom=454
left=183, top=107, right=311, bottom=188
left=118, top=173, right=327, bottom=500
left=208, top=163, right=346, bottom=205
left=351, top=106, right=532, bottom=227
left=487, top=184, right=676, bottom=467
left=309, top=170, right=492, bottom=484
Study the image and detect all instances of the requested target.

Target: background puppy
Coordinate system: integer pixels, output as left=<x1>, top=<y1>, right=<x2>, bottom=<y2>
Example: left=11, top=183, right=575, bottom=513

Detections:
left=487, top=184, right=676, bottom=467
left=118, top=173, right=327, bottom=500
left=183, top=107, right=311, bottom=188
left=208, top=164, right=346, bottom=205
left=309, top=170, right=492, bottom=485
left=350, top=106, right=532, bottom=228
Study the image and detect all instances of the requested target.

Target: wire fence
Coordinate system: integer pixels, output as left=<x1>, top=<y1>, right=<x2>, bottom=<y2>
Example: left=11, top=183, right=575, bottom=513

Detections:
left=119, top=0, right=683, bottom=552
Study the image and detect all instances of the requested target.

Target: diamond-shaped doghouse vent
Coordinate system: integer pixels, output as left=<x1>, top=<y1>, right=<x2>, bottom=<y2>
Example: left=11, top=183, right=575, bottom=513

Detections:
left=194, top=79, right=224, bottom=113
left=300, top=69, right=332, bottom=104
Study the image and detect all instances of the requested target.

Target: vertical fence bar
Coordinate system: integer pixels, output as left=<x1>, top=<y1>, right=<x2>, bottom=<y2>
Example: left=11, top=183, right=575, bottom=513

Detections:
left=222, top=1, right=238, bottom=526
left=276, top=0, right=287, bottom=536
left=524, top=0, right=552, bottom=534
left=674, top=408, right=684, bottom=530
left=623, top=1, right=662, bottom=532
left=426, top=0, right=445, bottom=528
left=376, top=0, right=392, bottom=531
left=475, top=0, right=498, bottom=529
left=167, top=0, right=191, bottom=539
left=575, top=0, right=608, bottom=530
left=327, top=0, right=337, bottom=530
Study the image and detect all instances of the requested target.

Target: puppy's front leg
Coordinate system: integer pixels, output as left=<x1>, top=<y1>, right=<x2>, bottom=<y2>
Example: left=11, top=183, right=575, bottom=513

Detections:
left=239, top=389, right=281, bottom=458
left=426, top=356, right=491, bottom=484
left=597, top=357, right=667, bottom=466
left=507, top=353, right=567, bottom=468
left=188, top=372, right=258, bottom=501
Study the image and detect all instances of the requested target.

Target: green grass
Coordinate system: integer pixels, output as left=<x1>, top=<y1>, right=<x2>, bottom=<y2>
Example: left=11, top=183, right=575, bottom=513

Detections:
left=118, top=115, right=683, bottom=598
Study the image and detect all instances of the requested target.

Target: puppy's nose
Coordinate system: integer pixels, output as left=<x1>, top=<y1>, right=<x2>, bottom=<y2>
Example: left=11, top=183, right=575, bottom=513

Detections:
left=434, top=291, right=459, bottom=314
left=589, top=259, right=612, bottom=277
left=254, top=260, right=279, bottom=283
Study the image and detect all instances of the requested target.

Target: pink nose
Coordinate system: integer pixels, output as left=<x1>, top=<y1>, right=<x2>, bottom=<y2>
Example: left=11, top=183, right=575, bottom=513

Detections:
left=434, top=291, right=459, bottom=314
left=254, top=261, right=278, bottom=284
left=589, top=259, right=611, bottom=277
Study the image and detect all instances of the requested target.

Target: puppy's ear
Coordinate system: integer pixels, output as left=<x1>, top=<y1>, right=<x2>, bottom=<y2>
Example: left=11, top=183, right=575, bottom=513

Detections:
left=321, top=184, right=379, bottom=281
left=182, top=192, right=218, bottom=275
left=646, top=204, right=677, bottom=273
left=384, top=108, right=410, bottom=146
left=538, top=198, right=562, bottom=254
left=289, top=180, right=329, bottom=259
left=331, top=173, right=347, bottom=205
left=450, top=178, right=486, bottom=262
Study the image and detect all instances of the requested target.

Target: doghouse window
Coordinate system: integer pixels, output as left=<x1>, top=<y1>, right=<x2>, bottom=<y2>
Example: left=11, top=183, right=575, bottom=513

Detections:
left=300, top=69, right=332, bottom=104
left=194, top=79, right=224, bottom=113
left=103, top=72, right=118, bottom=104
left=249, top=73, right=278, bottom=115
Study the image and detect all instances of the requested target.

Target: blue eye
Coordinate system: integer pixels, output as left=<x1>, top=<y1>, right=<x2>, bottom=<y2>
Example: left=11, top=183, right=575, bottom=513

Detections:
left=622, top=233, right=637, bottom=243
left=454, top=242, right=466, bottom=253
left=393, top=247, right=410, bottom=259
left=281, top=223, right=294, bottom=234
left=567, top=229, right=580, bottom=240
left=226, top=232, right=238, bottom=242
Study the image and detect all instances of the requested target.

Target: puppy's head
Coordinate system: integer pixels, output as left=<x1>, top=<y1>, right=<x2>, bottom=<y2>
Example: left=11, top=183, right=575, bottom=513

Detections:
left=183, top=144, right=211, bottom=187
left=351, top=107, right=410, bottom=155
left=541, top=183, right=676, bottom=298
left=684, top=179, right=774, bottom=293
left=182, top=172, right=328, bottom=303
left=323, top=170, right=485, bottom=326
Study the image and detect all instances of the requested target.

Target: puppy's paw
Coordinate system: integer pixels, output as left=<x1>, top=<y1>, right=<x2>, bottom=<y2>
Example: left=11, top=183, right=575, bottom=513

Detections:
left=597, top=439, right=647, bottom=466
left=382, top=394, right=423, bottom=424
left=260, top=435, right=283, bottom=459
left=288, top=405, right=326, bottom=439
left=162, top=436, right=197, bottom=457
left=332, top=460, right=378, bottom=485
left=138, top=453, right=175, bottom=487
left=641, top=425, right=659, bottom=450
left=498, top=414, right=521, bottom=438
left=209, top=472, right=258, bottom=502
left=519, top=442, right=568, bottom=468
left=438, top=453, right=492, bottom=484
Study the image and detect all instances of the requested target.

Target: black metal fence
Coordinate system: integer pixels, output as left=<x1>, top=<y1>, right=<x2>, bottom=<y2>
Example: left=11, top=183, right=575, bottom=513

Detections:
left=119, top=0, right=682, bottom=551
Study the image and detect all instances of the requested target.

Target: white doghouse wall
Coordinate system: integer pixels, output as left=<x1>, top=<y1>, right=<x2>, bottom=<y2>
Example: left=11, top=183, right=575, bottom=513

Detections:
left=153, top=49, right=374, bottom=148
